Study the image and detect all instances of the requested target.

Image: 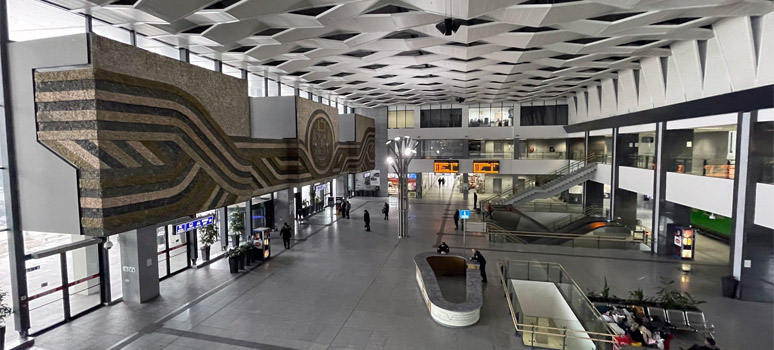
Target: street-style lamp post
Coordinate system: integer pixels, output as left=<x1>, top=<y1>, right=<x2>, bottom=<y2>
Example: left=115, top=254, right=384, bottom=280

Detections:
left=386, top=136, right=418, bottom=238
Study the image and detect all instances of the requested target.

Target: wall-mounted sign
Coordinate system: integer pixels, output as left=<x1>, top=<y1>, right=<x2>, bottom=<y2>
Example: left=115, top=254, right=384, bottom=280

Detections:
left=175, top=215, right=214, bottom=234
left=315, top=184, right=327, bottom=191
left=459, top=210, right=470, bottom=220
left=473, top=161, right=500, bottom=174
left=408, top=173, right=417, bottom=179
left=434, top=161, right=459, bottom=173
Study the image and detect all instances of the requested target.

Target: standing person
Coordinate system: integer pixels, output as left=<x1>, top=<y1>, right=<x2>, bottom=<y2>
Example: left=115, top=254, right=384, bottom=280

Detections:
left=279, top=222, right=292, bottom=249
left=345, top=200, right=351, bottom=219
left=473, top=191, right=478, bottom=209
left=485, top=202, right=493, bottom=220
left=471, top=249, right=487, bottom=283
left=453, top=209, right=459, bottom=230
left=382, top=203, right=389, bottom=220
left=438, top=177, right=442, bottom=188
left=363, top=210, right=371, bottom=231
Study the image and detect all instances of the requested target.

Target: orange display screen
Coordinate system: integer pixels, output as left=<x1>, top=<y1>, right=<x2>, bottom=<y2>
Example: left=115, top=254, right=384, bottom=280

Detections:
left=473, top=161, right=500, bottom=174
left=434, top=161, right=459, bottom=173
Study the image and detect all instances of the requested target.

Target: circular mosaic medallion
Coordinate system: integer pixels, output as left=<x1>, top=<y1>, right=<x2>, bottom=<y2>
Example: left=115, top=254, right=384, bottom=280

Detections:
left=307, top=111, right=334, bottom=170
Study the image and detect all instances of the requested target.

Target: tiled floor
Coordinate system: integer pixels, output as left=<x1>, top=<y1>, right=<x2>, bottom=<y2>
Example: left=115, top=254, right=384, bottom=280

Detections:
left=25, top=184, right=772, bottom=350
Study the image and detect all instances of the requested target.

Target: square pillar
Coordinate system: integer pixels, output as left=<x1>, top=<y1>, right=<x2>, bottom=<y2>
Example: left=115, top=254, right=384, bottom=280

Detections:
left=119, top=226, right=160, bottom=304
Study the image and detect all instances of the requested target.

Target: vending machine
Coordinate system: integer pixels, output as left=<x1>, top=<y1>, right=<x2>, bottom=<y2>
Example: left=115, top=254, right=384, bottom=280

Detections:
left=252, top=227, right=271, bottom=260
left=670, top=225, right=696, bottom=260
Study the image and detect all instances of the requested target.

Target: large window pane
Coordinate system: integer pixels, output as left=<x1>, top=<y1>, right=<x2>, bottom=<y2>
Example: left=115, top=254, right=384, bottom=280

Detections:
left=405, top=110, right=415, bottom=128
left=136, top=35, right=178, bottom=59
left=280, top=84, right=295, bottom=96
left=267, top=80, right=279, bottom=96
left=222, top=65, right=242, bottom=79
left=92, top=19, right=131, bottom=44
left=8, top=0, right=86, bottom=41
left=190, top=54, right=214, bottom=70
left=248, top=74, right=264, bottom=97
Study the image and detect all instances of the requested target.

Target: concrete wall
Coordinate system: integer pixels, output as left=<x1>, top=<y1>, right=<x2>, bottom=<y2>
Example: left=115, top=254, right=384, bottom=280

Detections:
left=755, top=183, right=774, bottom=229
left=8, top=34, right=88, bottom=235
left=692, top=131, right=732, bottom=165
left=665, top=173, right=734, bottom=217
left=250, top=96, right=297, bottom=139
left=618, top=167, right=654, bottom=196
left=339, top=114, right=356, bottom=142
left=568, top=14, right=774, bottom=124
left=355, top=107, right=389, bottom=197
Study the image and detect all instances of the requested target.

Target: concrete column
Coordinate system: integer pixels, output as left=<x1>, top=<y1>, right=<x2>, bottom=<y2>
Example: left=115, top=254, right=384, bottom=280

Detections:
left=273, top=188, right=294, bottom=227
left=119, top=226, right=160, bottom=304
left=70, top=235, right=100, bottom=295
left=355, top=107, right=389, bottom=197
left=244, top=200, right=253, bottom=242
left=217, top=207, right=228, bottom=251
left=415, top=173, right=423, bottom=199
left=513, top=138, right=520, bottom=159
left=462, top=173, right=469, bottom=200
left=613, top=188, right=638, bottom=229
left=585, top=181, right=604, bottom=210
left=610, top=128, right=619, bottom=221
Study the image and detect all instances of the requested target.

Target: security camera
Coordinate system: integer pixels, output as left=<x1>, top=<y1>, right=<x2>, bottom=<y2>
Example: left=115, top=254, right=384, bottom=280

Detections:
left=455, top=97, right=465, bottom=103
left=104, top=239, right=114, bottom=250
left=436, top=18, right=462, bottom=36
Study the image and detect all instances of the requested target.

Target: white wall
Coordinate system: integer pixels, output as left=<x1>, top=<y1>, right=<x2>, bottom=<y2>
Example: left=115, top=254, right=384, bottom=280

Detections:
left=590, top=163, right=611, bottom=185
left=568, top=14, right=774, bottom=125
left=665, top=173, right=734, bottom=217
left=755, top=183, right=774, bottom=229
left=9, top=34, right=88, bottom=235
left=250, top=96, right=297, bottom=139
left=618, top=167, right=654, bottom=196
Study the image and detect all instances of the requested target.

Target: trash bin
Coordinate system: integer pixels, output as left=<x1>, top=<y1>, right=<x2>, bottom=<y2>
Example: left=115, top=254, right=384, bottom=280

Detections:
left=721, top=275, right=738, bottom=298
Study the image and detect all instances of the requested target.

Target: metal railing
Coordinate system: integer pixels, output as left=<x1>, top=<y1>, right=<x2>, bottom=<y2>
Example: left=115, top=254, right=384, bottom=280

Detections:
left=483, top=153, right=598, bottom=206
left=487, top=224, right=648, bottom=249
left=547, top=205, right=603, bottom=231
left=467, top=151, right=515, bottom=159
left=517, top=202, right=583, bottom=213
left=519, top=151, right=566, bottom=160
left=498, top=260, right=639, bottom=350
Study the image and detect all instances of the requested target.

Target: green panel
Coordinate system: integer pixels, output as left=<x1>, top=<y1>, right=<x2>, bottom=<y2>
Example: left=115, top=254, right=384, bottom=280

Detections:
left=690, top=209, right=732, bottom=236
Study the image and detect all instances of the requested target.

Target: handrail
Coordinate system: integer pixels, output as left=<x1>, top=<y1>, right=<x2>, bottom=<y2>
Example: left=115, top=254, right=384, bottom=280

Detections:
left=498, top=260, right=625, bottom=349
left=488, top=229, right=642, bottom=243
left=547, top=205, right=603, bottom=231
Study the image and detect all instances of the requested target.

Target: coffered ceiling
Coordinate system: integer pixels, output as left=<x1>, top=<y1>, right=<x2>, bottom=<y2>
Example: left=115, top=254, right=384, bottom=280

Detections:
left=45, top=0, right=774, bottom=107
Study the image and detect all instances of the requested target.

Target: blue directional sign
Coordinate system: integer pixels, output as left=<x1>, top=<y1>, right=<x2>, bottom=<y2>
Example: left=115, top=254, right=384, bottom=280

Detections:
left=459, top=210, right=471, bottom=220
left=175, top=215, right=215, bottom=234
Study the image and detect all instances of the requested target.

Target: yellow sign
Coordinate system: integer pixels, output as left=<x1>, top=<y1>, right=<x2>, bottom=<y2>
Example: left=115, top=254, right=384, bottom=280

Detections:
left=434, top=161, right=459, bottom=173
left=473, top=161, right=500, bottom=174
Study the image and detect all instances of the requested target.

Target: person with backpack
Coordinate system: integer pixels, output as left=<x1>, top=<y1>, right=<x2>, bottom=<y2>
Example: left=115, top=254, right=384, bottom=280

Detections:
left=382, top=203, right=389, bottom=220
left=279, top=222, right=292, bottom=249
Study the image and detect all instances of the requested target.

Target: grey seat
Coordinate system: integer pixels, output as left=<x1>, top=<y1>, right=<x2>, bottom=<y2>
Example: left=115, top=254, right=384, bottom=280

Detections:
left=686, top=311, right=714, bottom=332
left=666, top=309, right=690, bottom=329
left=647, top=307, right=666, bottom=322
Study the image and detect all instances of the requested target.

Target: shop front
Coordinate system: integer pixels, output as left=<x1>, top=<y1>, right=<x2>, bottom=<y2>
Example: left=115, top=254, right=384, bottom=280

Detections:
left=388, top=173, right=418, bottom=197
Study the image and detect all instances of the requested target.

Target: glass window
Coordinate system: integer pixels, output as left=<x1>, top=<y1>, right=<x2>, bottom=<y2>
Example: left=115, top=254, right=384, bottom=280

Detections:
left=520, top=104, right=569, bottom=125
left=222, top=65, right=242, bottom=78
left=190, top=54, right=214, bottom=70
left=420, top=107, right=462, bottom=128
left=388, top=111, right=397, bottom=128
left=280, top=84, right=295, bottom=96
left=248, top=74, right=264, bottom=97
left=92, top=19, right=131, bottom=44
left=338, top=104, right=345, bottom=114
left=267, top=79, right=279, bottom=96
left=0, top=170, right=6, bottom=231
left=8, top=0, right=86, bottom=41
left=396, top=110, right=406, bottom=128
left=136, top=35, right=177, bottom=59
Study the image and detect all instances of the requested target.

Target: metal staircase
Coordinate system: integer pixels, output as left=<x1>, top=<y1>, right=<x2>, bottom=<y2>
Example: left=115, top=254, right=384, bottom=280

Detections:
left=484, top=155, right=599, bottom=207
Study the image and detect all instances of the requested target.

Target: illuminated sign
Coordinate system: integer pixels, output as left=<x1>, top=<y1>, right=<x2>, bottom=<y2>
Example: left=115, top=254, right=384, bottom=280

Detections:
left=434, top=161, right=459, bottom=173
left=473, top=161, right=500, bottom=174
left=175, top=216, right=214, bottom=234
left=408, top=173, right=417, bottom=179
left=459, top=210, right=470, bottom=220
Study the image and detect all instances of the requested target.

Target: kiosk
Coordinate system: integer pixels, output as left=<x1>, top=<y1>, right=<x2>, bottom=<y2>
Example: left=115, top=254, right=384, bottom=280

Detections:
left=253, top=227, right=271, bottom=260
left=669, top=225, right=695, bottom=260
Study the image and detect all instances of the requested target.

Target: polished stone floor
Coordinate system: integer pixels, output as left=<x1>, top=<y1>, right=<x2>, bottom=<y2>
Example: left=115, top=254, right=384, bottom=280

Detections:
left=26, top=183, right=772, bottom=350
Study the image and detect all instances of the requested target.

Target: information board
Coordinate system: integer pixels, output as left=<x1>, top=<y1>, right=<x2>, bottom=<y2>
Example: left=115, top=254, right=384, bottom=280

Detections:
left=175, top=215, right=214, bottom=234
left=473, top=161, right=500, bottom=174
left=434, top=160, right=459, bottom=173
left=459, top=210, right=470, bottom=220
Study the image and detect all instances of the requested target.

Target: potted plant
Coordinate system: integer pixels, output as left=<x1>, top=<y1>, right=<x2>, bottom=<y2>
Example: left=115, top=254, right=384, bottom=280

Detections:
left=228, top=210, right=244, bottom=247
left=226, top=249, right=240, bottom=273
left=240, top=243, right=254, bottom=266
left=198, top=224, right=217, bottom=261
left=0, top=289, right=11, bottom=350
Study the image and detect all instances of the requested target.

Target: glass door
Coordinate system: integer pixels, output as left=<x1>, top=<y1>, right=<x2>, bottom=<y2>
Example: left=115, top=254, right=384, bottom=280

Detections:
left=66, top=246, right=102, bottom=316
left=157, top=226, right=169, bottom=279
left=167, top=226, right=189, bottom=275
left=25, top=254, right=64, bottom=333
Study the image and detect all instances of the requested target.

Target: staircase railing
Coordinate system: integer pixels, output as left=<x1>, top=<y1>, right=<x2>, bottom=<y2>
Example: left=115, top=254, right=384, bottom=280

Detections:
left=484, top=153, right=599, bottom=206
left=547, top=205, right=602, bottom=232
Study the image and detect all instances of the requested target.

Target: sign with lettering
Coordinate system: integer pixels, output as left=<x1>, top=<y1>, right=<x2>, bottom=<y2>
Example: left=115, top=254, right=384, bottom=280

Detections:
left=175, top=215, right=214, bottom=234
left=459, top=210, right=470, bottom=220
left=473, top=161, right=500, bottom=174
left=434, top=160, right=459, bottom=173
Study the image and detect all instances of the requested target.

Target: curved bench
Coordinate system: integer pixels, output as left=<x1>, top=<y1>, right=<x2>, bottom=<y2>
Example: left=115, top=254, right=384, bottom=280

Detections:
left=414, top=252, right=483, bottom=327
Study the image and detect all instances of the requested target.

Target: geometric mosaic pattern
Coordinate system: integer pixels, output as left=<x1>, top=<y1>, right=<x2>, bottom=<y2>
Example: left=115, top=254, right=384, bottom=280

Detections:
left=47, top=0, right=774, bottom=107
left=34, top=68, right=374, bottom=237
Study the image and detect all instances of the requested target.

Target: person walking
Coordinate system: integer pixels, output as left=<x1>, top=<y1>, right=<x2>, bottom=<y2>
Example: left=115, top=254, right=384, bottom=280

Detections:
left=279, top=222, right=292, bottom=249
left=438, top=177, right=442, bottom=188
left=382, top=203, right=389, bottom=220
left=453, top=209, right=459, bottom=230
left=471, top=248, right=487, bottom=283
left=363, top=210, right=371, bottom=231
left=473, top=191, right=478, bottom=209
